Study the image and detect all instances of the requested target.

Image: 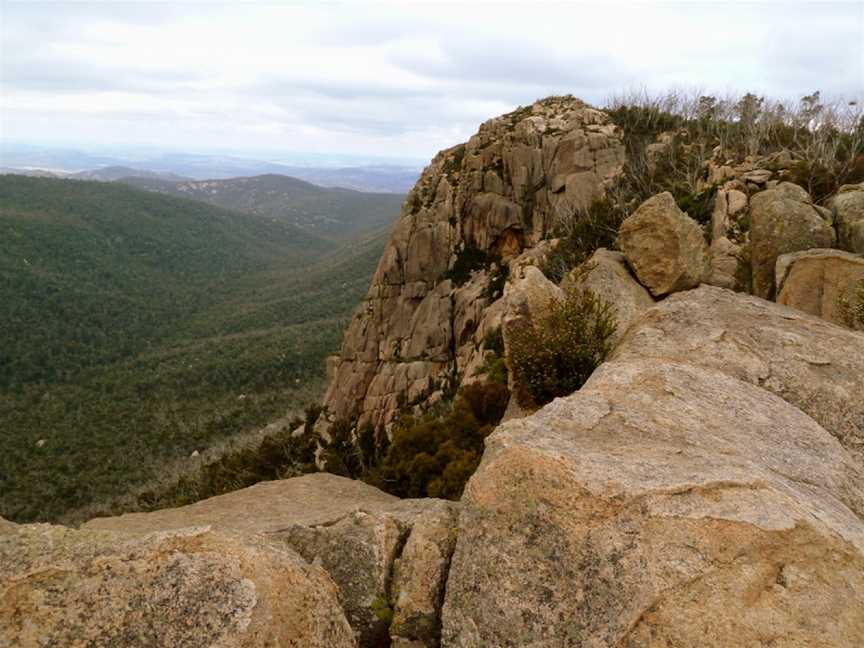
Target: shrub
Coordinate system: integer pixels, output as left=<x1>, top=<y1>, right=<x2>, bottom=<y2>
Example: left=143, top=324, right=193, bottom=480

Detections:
left=509, top=286, right=617, bottom=408
left=542, top=196, right=626, bottom=283
left=375, top=381, right=509, bottom=499
left=444, top=245, right=495, bottom=286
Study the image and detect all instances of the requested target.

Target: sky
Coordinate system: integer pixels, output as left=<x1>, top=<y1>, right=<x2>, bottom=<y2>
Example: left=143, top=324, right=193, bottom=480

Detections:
left=1, top=0, right=863, bottom=162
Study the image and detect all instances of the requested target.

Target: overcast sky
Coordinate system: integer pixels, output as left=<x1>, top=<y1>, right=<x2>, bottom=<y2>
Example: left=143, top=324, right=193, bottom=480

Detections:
left=1, top=0, right=862, bottom=162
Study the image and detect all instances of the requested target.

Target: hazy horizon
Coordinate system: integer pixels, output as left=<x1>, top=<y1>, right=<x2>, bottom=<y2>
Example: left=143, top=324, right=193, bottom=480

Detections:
left=2, top=1, right=863, bottom=162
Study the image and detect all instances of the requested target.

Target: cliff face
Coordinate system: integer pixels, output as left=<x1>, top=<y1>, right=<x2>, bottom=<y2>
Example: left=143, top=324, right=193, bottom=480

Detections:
left=324, top=96, right=625, bottom=428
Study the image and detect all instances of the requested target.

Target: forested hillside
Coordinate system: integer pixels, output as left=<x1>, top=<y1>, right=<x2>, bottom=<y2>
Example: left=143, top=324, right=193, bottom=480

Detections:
left=122, top=173, right=405, bottom=241
left=0, top=176, right=396, bottom=522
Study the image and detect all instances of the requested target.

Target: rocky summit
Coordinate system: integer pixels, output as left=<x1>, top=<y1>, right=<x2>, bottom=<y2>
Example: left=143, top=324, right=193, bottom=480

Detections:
left=3, top=96, right=864, bottom=646
left=323, top=96, right=625, bottom=430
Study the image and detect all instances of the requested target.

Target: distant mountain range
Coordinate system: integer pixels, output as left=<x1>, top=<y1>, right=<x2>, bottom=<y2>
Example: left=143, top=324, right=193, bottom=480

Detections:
left=0, top=146, right=422, bottom=192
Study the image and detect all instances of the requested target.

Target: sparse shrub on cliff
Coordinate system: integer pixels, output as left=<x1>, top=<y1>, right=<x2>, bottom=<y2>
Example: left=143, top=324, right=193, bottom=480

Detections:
left=605, top=90, right=864, bottom=206
left=509, top=286, right=617, bottom=408
left=445, top=244, right=496, bottom=286
left=839, top=279, right=864, bottom=330
left=542, top=196, right=626, bottom=283
left=374, top=381, right=510, bottom=499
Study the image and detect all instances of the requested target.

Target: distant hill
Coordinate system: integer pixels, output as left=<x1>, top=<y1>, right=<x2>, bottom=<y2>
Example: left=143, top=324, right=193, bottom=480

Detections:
left=71, top=166, right=189, bottom=182
left=0, top=167, right=60, bottom=178
left=121, top=173, right=405, bottom=241
left=275, top=165, right=420, bottom=193
left=1, top=145, right=422, bottom=191
left=0, top=175, right=393, bottom=522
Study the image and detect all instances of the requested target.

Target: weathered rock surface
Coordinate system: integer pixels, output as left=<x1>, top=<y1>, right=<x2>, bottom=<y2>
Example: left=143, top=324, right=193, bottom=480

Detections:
left=618, top=192, right=708, bottom=296
left=776, top=248, right=864, bottom=326
left=749, top=182, right=836, bottom=299
left=563, top=248, right=654, bottom=344
left=85, top=473, right=458, bottom=647
left=0, top=524, right=355, bottom=648
left=832, top=182, right=864, bottom=253
left=391, top=503, right=459, bottom=647
left=324, top=96, right=625, bottom=429
left=611, top=286, right=864, bottom=467
left=443, top=354, right=864, bottom=646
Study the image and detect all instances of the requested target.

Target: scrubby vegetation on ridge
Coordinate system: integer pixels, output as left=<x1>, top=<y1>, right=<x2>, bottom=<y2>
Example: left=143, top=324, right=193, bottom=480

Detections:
left=544, top=90, right=864, bottom=282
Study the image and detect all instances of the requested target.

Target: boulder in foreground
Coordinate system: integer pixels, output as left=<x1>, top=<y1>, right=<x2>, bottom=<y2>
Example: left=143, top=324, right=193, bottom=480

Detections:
left=85, top=473, right=458, bottom=648
left=443, top=286, right=864, bottom=646
left=0, top=524, right=355, bottom=648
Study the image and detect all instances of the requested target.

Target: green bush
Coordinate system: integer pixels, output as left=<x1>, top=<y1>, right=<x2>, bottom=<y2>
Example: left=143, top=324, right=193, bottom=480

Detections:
left=444, top=245, right=495, bottom=286
left=509, top=286, right=617, bottom=408
left=542, top=197, right=626, bottom=283
left=372, top=381, right=510, bottom=499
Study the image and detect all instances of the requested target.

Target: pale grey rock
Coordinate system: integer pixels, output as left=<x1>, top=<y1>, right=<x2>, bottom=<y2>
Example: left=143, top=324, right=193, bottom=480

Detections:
left=1, top=524, right=355, bottom=648
left=612, top=286, right=864, bottom=466
left=85, top=473, right=458, bottom=648
left=442, top=355, right=864, bottom=647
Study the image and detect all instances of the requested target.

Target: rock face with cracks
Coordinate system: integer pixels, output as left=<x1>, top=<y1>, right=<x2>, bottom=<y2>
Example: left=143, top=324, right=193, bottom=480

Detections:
left=442, top=324, right=864, bottom=646
left=84, top=473, right=459, bottom=648
left=323, top=96, right=625, bottom=430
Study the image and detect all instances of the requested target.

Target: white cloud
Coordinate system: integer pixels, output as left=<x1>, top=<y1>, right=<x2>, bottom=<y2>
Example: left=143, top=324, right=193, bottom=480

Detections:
left=1, top=0, right=862, bottom=160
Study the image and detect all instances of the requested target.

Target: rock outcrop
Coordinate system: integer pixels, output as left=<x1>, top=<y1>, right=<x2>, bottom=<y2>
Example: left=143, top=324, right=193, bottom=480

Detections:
left=85, top=473, right=459, bottom=647
left=611, top=286, right=864, bottom=466
left=832, top=182, right=864, bottom=253
left=749, top=182, right=836, bottom=299
left=1, top=524, right=355, bottom=648
left=618, top=191, right=709, bottom=296
left=324, top=96, right=625, bottom=429
left=442, top=287, right=864, bottom=646
left=775, top=248, right=864, bottom=326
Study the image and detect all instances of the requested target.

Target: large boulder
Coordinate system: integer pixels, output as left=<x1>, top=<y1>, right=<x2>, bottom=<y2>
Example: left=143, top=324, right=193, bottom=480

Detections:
left=0, top=516, right=16, bottom=535
left=562, top=248, right=654, bottom=345
left=618, top=192, right=708, bottom=296
left=775, top=248, right=864, bottom=326
left=610, top=286, right=864, bottom=467
left=749, top=182, right=836, bottom=299
left=85, top=473, right=458, bottom=648
left=0, top=524, right=355, bottom=648
left=442, top=356, right=864, bottom=646
left=831, top=182, right=864, bottom=253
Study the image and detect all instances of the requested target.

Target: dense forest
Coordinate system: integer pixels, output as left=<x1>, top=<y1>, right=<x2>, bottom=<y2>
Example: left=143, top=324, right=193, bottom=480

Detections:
left=122, top=174, right=405, bottom=241
left=0, top=176, right=398, bottom=522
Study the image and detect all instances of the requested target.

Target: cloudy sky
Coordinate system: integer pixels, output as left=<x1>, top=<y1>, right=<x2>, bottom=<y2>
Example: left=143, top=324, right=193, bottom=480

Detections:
left=1, top=0, right=862, bottom=162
